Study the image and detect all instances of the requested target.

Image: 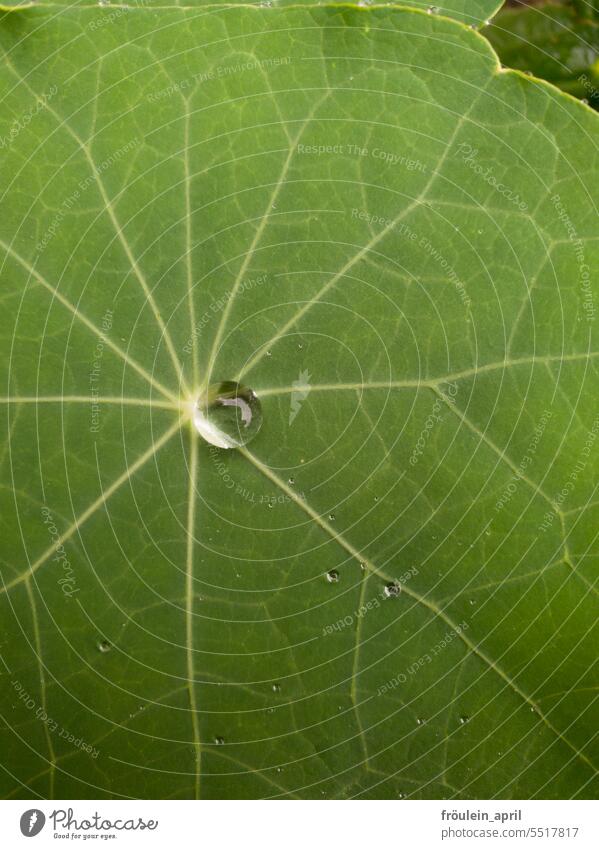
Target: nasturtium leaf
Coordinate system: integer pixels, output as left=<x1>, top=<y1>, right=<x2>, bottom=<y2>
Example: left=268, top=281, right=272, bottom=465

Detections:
left=1, top=5, right=598, bottom=800
left=0, top=0, right=506, bottom=26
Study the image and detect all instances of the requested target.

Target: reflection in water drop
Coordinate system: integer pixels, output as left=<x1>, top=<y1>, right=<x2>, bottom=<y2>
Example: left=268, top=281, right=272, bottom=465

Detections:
left=459, top=715, right=470, bottom=725
left=214, top=736, right=225, bottom=745
left=326, top=570, right=339, bottom=583
left=384, top=582, right=401, bottom=598
left=97, top=640, right=111, bottom=653
left=193, top=381, right=262, bottom=449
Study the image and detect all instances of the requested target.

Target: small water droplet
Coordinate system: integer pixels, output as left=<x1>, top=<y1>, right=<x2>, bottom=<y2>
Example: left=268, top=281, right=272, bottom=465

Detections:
left=469, top=599, right=477, bottom=606
left=384, top=582, right=401, bottom=598
left=288, top=477, right=295, bottom=486
left=214, top=736, right=225, bottom=745
left=582, top=98, right=589, bottom=105
left=326, top=570, right=339, bottom=583
left=459, top=715, right=469, bottom=725
left=272, top=683, right=281, bottom=692
left=427, top=5, right=439, bottom=13
left=193, top=381, right=262, bottom=449
left=328, top=513, right=335, bottom=522
left=97, top=640, right=111, bottom=653
left=265, top=350, right=272, bottom=357
left=416, top=717, right=425, bottom=726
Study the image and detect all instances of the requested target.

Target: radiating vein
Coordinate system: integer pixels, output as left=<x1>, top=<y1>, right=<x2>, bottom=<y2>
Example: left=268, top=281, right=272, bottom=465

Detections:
left=240, top=448, right=598, bottom=777
left=255, top=352, right=599, bottom=397
left=0, top=238, right=178, bottom=404
left=1, top=418, right=182, bottom=596
left=183, top=98, right=199, bottom=390
left=185, top=428, right=202, bottom=799
left=205, top=93, right=329, bottom=385
left=0, top=396, right=179, bottom=409
left=238, top=86, right=488, bottom=381
left=4, top=58, right=188, bottom=394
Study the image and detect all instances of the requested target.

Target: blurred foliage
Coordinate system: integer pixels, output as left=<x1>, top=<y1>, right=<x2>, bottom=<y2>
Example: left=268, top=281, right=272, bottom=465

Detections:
left=487, top=1, right=599, bottom=108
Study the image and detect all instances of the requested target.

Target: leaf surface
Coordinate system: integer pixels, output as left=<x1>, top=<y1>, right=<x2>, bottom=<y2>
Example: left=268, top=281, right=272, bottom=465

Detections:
left=1, top=5, right=598, bottom=800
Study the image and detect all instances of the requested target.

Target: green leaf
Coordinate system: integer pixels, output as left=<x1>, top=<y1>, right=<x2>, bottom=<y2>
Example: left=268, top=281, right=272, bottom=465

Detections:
left=486, top=2, right=599, bottom=107
left=1, top=5, right=598, bottom=800
left=0, top=0, right=506, bottom=25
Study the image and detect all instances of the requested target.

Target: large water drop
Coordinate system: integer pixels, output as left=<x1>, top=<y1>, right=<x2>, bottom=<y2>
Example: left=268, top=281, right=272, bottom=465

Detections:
left=193, top=381, right=262, bottom=449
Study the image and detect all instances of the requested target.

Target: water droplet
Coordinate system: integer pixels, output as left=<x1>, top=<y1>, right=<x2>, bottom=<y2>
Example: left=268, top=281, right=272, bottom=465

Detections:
left=328, top=513, right=335, bottom=522
left=288, top=477, right=295, bottom=486
left=416, top=717, right=425, bottom=726
left=193, top=381, right=262, bottom=449
left=97, top=640, right=111, bottom=653
left=214, top=736, right=225, bottom=745
left=582, top=98, right=589, bottom=105
left=326, top=570, right=339, bottom=583
left=266, top=350, right=272, bottom=358
left=459, top=715, right=469, bottom=725
left=272, top=683, right=281, bottom=692
left=384, top=582, right=401, bottom=598
left=427, top=5, right=438, bottom=13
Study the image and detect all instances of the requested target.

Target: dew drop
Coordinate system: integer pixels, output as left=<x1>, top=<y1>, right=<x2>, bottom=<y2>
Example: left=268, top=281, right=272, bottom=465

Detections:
left=459, top=715, right=469, bottom=725
left=288, top=477, right=295, bottom=486
left=416, top=717, right=425, bottom=726
left=326, top=570, right=339, bottom=583
left=193, top=381, right=262, bottom=449
left=384, top=582, right=401, bottom=598
left=214, top=736, right=225, bottom=745
left=328, top=513, right=335, bottom=522
left=97, top=640, right=111, bottom=653
left=266, top=350, right=272, bottom=358
left=272, top=683, right=281, bottom=692
left=427, top=5, right=439, bottom=13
